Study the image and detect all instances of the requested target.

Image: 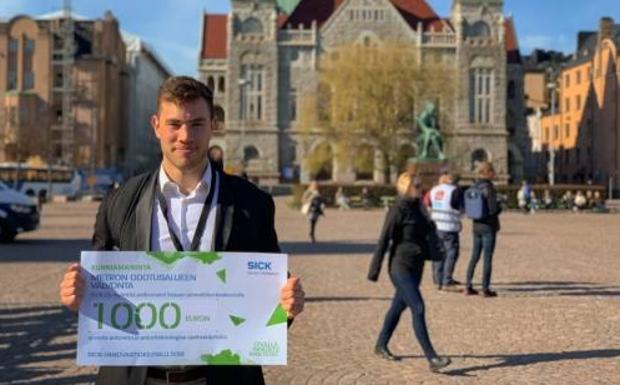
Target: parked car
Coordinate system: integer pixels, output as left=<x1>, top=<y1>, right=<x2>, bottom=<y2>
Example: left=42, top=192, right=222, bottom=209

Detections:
left=0, top=180, right=40, bottom=242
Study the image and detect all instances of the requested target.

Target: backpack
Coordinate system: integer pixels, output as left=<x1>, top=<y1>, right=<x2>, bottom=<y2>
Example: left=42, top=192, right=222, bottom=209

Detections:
left=464, top=184, right=488, bottom=220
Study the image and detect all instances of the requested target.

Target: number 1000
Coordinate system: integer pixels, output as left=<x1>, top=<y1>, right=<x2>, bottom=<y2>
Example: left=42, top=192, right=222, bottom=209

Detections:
left=94, top=302, right=181, bottom=330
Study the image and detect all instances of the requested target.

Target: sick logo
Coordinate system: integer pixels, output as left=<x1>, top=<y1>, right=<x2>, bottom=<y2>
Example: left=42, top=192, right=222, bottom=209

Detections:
left=248, top=261, right=272, bottom=271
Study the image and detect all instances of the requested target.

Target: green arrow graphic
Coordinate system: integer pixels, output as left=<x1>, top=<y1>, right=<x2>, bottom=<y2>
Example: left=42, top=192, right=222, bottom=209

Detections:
left=229, top=315, right=246, bottom=326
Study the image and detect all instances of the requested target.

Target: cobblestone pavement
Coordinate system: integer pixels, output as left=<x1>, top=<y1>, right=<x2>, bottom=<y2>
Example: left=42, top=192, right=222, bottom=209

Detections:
left=1, top=200, right=619, bottom=384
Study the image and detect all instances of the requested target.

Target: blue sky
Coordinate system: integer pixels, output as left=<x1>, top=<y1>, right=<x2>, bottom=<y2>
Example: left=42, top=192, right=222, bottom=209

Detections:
left=1, top=0, right=619, bottom=76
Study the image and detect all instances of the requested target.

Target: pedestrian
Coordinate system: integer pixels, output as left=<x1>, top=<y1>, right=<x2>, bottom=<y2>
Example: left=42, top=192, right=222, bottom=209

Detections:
left=207, top=145, right=224, bottom=171
left=306, top=184, right=325, bottom=243
left=517, top=180, right=531, bottom=213
left=59, top=76, right=305, bottom=385
left=367, top=172, right=451, bottom=372
left=335, top=186, right=350, bottom=210
left=429, top=172, right=463, bottom=291
left=361, top=187, right=371, bottom=209
left=574, top=190, right=587, bottom=212
left=464, top=161, right=502, bottom=297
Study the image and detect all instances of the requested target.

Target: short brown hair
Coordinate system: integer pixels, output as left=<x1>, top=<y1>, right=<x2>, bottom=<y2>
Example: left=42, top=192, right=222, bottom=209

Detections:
left=157, top=76, right=213, bottom=117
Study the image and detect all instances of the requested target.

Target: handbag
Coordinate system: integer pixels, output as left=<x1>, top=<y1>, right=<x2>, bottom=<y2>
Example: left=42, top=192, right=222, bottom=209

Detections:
left=425, top=231, right=446, bottom=261
left=301, top=202, right=310, bottom=215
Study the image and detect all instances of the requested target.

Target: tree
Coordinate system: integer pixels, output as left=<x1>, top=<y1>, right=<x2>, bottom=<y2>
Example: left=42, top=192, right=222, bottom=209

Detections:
left=299, top=43, right=456, bottom=183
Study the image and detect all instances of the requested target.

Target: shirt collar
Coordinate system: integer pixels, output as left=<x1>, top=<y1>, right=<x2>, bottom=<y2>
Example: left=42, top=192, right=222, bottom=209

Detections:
left=158, top=162, right=212, bottom=197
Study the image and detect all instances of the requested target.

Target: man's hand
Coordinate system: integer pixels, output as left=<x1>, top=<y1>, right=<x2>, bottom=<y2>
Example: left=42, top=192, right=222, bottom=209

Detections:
left=59, top=263, right=85, bottom=312
left=279, top=276, right=305, bottom=319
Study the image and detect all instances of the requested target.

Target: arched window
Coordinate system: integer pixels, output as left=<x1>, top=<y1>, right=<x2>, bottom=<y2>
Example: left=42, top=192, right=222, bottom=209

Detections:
left=471, top=149, right=489, bottom=171
left=241, top=17, right=263, bottom=34
left=355, top=144, right=374, bottom=181
left=207, top=76, right=215, bottom=92
left=213, top=105, right=225, bottom=123
left=244, top=146, right=260, bottom=162
left=469, top=21, right=490, bottom=37
left=218, top=77, right=225, bottom=93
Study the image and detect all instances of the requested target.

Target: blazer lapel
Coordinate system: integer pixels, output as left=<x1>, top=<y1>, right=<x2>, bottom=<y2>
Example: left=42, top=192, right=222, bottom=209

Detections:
left=135, top=171, right=157, bottom=251
left=214, top=172, right=234, bottom=251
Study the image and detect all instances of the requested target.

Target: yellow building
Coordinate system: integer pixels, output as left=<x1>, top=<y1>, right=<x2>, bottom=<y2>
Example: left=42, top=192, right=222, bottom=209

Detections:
left=541, top=17, right=620, bottom=189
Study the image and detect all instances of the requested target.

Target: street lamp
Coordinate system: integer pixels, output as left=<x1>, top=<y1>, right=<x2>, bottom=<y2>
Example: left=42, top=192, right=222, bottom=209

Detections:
left=546, top=79, right=558, bottom=186
left=238, top=77, right=250, bottom=172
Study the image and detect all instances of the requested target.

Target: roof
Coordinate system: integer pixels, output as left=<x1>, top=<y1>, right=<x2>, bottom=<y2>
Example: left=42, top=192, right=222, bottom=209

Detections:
left=390, top=0, right=446, bottom=32
left=283, top=0, right=445, bottom=31
left=504, top=17, right=521, bottom=64
left=201, top=14, right=227, bottom=60
left=284, top=0, right=345, bottom=29
left=276, top=0, right=302, bottom=14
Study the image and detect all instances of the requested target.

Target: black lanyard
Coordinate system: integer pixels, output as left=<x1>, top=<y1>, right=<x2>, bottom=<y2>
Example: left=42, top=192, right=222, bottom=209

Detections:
left=156, top=166, right=217, bottom=251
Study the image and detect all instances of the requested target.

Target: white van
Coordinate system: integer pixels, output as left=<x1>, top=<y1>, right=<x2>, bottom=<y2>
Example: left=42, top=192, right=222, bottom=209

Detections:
left=0, top=180, right=40, bottom=242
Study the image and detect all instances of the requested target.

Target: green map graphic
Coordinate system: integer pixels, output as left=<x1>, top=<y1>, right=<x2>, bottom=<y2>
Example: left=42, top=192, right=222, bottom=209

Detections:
left=266, top=304, right=288, bottom=326
left=229, top=314, right=246, bottom=326
left=146, top=251, right=222, bottom=266
left=201, top=349, right=241, bottom=365
left=216, top=269, right=227, bottom=283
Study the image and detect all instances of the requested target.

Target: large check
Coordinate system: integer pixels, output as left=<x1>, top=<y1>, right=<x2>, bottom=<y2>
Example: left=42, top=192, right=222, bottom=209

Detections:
left=77, top=251, right=287, bottom=366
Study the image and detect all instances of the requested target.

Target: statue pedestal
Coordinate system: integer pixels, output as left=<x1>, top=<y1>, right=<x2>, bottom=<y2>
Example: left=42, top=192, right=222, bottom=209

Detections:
left=406, top=158, right=451, bottom=191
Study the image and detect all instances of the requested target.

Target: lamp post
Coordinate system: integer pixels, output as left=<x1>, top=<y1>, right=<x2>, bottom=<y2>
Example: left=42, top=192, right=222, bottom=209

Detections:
left=238, top=77, right=250, bottom=172
left=546, top=80, right=557, bottom=186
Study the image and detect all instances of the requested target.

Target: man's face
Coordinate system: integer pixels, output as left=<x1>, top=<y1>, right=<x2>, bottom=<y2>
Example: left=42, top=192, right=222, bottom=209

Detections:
left=151, top=99, right=213, bottom=173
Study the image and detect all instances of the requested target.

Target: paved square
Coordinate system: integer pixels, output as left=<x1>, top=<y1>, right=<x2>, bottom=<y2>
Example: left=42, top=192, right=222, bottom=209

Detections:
left=1, top=199, right=619, bottom=384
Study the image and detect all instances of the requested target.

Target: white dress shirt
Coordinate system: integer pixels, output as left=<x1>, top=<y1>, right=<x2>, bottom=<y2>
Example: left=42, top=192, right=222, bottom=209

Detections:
left=150, top=162, right=219, bottom=252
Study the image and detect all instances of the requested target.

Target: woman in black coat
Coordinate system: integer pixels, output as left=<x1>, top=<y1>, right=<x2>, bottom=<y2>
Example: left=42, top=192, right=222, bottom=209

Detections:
left=367, top=172, right=451, bottom=372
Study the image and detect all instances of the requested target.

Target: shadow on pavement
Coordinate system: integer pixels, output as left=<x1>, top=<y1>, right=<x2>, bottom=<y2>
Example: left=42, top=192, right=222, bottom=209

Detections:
left=441, top=349, right=620, bottom=377
left=492, top=281, right=620, bottom=298
left=306, top=296, right=391, bottom=303
left=0, top=304, right=95, bottom=384
left=0, top=239, right=90, bottom=263
left=280, top=241, right=376, bottom=255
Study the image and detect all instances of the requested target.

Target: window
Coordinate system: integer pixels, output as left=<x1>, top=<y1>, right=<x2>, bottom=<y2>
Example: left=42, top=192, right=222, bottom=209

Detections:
left=22, top=38, right=35, bottom=89
left=576, top=70, right=581, bottom=84
left=241, top=18, right=263, bottom=35
left=207, top=76, right=215, bottom=91
left=289, top=88, right=297, bottom=121
left=243, top=146, right=259, bottom=162
left=565, top=73, right=570, bottom=87
left=554, top=125, right=559, bottom=140
left=8, top=38, right=18, bottom=90
left=218, top=77, right=225, bottom=93
left=545, top=127, right=549, bottom=141
left=507, top=81, right=515, bottom=99
left=470, top=21, right=490, bottom=37
left=241, top=65, right=264, bottom=121
left=565, top=124, right=570, bottom=138
left=471, top=149, right=488, bottom=171
left=565, top=98, right=570, bottom=112
left=469, top=68, right=493, bottom=124
left=576, top=95, right=581, bottom=110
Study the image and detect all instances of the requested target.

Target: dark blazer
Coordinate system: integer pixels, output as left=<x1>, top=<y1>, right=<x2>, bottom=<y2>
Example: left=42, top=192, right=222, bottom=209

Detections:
left=367, top=197, right=433, bottom=280
left=92, top=167, right=279, bottom=385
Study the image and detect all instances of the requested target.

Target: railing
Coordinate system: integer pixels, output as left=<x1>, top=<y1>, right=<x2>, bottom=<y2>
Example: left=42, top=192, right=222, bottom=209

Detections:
left=422, top=33, right=456, bottom=47
left=278, top=30, right=315, bottom=46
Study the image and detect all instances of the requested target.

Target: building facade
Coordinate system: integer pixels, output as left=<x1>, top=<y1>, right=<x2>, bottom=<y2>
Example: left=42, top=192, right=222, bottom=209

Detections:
left=538, top=17, right=620, bottom=192
left=0, top=11, right=126, bottom=171
left=123, top=32, right=172, bottom=177
left=199, top=0, right=528, bottom=184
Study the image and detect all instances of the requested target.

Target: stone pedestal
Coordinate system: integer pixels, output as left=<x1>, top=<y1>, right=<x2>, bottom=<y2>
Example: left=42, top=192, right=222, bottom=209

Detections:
left=406, top=158, right=451, bottom=191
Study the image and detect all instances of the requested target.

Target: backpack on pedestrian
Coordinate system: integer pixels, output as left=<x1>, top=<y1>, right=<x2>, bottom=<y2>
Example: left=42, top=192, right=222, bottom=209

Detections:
left=464, top=184, right=489, bottom=220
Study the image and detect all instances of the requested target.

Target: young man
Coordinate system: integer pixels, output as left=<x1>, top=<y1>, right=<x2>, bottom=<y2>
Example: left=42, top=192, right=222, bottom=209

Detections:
left=464, top=161, right=502, bottom=297
left=59, top=76, right=304, bottom=385
left=429, top=172, right=463, bottom=291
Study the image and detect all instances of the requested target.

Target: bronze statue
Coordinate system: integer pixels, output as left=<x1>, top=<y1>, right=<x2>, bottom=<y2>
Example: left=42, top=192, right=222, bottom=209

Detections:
left=415, top=102, right=446, bottom=160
